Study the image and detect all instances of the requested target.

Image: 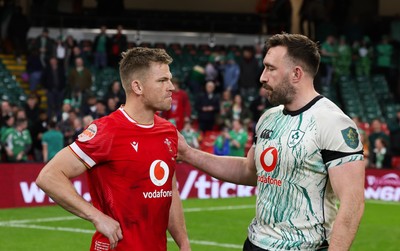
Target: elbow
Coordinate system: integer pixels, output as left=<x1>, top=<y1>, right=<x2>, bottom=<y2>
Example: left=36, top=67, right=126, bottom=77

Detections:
left=35, top=172, right=45, bottom=190
left=35, top=168, right=51, bottom=191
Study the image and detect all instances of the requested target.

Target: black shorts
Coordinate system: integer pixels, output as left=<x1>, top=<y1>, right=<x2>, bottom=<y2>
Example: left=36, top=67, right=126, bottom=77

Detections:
left=242, top=238, right=329, bottom=251
left=243, top=238, right=268, bottom=251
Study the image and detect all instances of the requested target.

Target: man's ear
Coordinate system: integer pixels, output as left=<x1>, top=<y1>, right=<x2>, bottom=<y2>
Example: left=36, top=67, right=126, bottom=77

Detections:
left=292, top=66, right=303, bottom=83
left=131, top=80, right=143, bottom=95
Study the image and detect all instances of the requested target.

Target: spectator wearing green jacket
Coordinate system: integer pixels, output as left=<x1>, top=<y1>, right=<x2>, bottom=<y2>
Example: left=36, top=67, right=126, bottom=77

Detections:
left=42, top=120, right=64, bottom=162
left=4, top=118, right=32, bottom=162
left=228, top=119, right=248, bottom=157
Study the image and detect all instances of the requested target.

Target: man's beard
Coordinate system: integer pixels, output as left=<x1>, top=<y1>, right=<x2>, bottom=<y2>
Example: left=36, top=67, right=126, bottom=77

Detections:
left=265, top=75, right=296, bottom=106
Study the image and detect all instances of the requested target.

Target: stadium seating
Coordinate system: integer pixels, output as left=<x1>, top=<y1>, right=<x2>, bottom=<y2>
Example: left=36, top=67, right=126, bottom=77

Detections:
left=0, top=55, right=27, bottom=106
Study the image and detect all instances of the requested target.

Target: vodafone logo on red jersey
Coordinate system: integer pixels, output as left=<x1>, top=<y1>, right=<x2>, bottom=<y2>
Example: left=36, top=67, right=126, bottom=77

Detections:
left=149, top=160, right=170, bottom=186
left=259, top=147, right=278, bottom=172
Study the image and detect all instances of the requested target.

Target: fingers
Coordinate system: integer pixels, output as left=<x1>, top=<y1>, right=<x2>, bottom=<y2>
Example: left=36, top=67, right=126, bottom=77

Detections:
left=109, top=226, right=123, bottom=250
left=117, top=228, right=123, bottom=240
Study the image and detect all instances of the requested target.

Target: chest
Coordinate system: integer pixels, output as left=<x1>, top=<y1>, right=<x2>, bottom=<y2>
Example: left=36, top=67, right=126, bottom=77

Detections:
left=102, top=129, right=177, bottom=179
left=254, top=114, right=322, bottom=175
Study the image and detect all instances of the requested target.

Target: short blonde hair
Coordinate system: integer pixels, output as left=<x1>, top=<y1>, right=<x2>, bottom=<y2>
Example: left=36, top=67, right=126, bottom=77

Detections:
left=119, top=47, right=173, bottom=93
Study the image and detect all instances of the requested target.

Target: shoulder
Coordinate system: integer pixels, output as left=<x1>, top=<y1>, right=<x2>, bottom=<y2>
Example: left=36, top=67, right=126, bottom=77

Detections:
left=259, top=105, right=283, bottom=120
left=155, top=115, right=177, bottom=131
left=312, top=98, right=351, bottom=125
left=88, top=111, right=120, bottom=133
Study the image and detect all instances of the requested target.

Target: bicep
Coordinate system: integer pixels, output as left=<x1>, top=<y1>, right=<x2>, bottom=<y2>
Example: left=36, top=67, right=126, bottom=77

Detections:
left=328, top=160, right=365, bottom=202
left=242, top=146, right=257, bottom=186
left=41, top=147, right=87, bottom=179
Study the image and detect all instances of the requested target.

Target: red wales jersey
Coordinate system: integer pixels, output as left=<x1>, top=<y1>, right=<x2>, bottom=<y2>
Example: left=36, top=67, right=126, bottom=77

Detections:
left=69, top=107, right=177, bottom=251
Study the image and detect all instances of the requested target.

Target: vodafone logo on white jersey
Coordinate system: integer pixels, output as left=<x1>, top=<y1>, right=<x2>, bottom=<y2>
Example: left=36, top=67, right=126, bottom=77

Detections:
left=259, top=147, right=278, bottom=172
left=149, top=160, right=170, bottom=186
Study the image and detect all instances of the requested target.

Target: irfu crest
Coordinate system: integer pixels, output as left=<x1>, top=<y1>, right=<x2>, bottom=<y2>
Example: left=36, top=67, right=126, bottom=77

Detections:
left=287, top=130, right=305, bottom=148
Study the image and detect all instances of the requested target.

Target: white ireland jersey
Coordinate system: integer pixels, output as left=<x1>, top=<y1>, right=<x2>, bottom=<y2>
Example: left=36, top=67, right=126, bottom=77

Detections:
left=248, top=95, right=363, bottom=250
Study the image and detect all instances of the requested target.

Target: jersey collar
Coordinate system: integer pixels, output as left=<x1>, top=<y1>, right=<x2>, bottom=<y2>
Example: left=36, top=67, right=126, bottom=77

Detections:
left=283, top=95, right=324, bottom=116
left=118, top=106, right=155, bottom=128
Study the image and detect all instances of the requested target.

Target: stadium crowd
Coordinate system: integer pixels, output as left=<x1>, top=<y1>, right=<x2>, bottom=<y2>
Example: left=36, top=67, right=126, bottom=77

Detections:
left=1, top=22, right=400, bottom=170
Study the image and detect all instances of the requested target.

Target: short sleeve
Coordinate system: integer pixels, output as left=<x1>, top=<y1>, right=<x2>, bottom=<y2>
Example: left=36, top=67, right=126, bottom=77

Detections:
left=69, top=120, right=113, bottom=168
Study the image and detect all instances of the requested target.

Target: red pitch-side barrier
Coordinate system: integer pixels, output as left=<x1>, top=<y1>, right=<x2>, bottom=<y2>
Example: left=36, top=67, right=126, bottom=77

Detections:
left=0, top=163, right=399, bottom=208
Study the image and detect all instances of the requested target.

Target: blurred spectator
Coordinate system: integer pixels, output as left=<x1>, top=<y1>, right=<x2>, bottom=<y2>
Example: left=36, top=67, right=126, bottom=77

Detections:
left=26, top=48, right=45, bottom=92
left=250, top=87, right=272, bottom=124
left=56, top=99, right=73, bottom=123
left=69, top=45, right=91, bottom=68
left=15, top=108, right=27, bottom=121
left=196, top=81, right=220, bottom=133
left=106, top=97, right=118, bottom=113
left=370, top=137, right=392, bottom=169
left=227, top=118, right=248, bottom=157
left=29, top=110, right=48, bottom=162
left=24, top=93, right=40, bottom=128
left=81, top=95, right=97, bottom=117
left=221, top=53, right=240, bottom=95
left=162, top=78, right=191, bottom=131
left=187, top=64, right=205, bottom=95
left=1, top=100, right=13, bottom=126
left=180, top=120, right=200, bottom=149
left=41, top=120, right=63, bottom=163
left=230, top=94, right=252, bottom=129
left=213, top=126, right=230, bottom=156
left=41, top=56, right=66, bottom=119
left=217, top=89, right=233, bottom=129
left=104, top=80, right=126, bottom=107
left=0, top=114, right=15, bottom=158
left=335, top=35, right=352, bottom=77
left=71, top=117, right=84, bottom=141
left=92, top=100, right=108, bottom=119
left=81, top=39, right=94, bottom=66
left=93, top=25, right=111, bottom=69
left=354, top=36, right=373, bottom=77
left=204, top=55, right=219, bottom=82
left=238, top=48, right=261, bottom=103
left=32, top=27, right=55, bottom=67
left=82, top=114, right=94, bottom=128
left=66, top=57, right=93, bottom=105
left=319, top=35, right=337, bottom=86
left=375, top=35, right=396, bottom=97
left=59, top=109, right=78, bottom=146
left=368, top=118, right=390, bottom=163
left=54, top=36, right=66, bottom=67
left=64, top=35, right=78, bottom=70
left=3, top=118, right=32, bottom=162
left=110, top=25, right=128, bottom=67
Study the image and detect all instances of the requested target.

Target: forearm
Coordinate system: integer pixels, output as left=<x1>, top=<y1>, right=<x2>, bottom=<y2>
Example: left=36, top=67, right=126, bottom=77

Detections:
left=36, top=148, right=103, bottom=223
left=180, top=147, right=256, bottom=186
left=328, top=198, right=364, bottom=250
left=168, top=175, right=190, bottom=250
left=36, top=166, right=101, bottom=222
left=328, top=161, right=365, bottom=251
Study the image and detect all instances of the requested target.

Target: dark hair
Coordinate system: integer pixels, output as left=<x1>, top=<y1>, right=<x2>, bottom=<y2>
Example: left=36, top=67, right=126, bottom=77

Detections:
left=266, top=33, right=320, bottom=77
left=119, top=47, right=173, bottom=93
left=48, top=120, right=57, bottom=129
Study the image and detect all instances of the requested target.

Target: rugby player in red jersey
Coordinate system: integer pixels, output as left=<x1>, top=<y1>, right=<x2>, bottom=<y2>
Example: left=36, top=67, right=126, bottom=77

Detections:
left=36, top=47, right=191, bottom=251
